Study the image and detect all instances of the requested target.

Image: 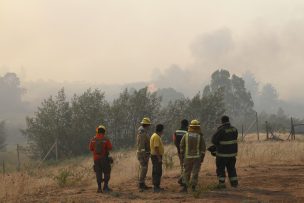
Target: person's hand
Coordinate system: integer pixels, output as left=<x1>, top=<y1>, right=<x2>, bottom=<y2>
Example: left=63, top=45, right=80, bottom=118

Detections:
left=158, top=156, right=162, bottom=163
left=200, top=154, right=205, bottom=163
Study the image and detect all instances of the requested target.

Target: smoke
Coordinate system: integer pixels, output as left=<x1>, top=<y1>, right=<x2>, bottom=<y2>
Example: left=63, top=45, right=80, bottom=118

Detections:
left=154, top=17, right=304, bottom=101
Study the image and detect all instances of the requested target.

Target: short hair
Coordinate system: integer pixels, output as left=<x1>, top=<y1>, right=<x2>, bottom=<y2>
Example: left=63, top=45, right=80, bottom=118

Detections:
left=156, top=124, right=164, bottom=133
left=98, top=128, right=106, bottom=134
left=221, top=115, right=230, bottom=123
left=181, top=119, right=189, bottom=128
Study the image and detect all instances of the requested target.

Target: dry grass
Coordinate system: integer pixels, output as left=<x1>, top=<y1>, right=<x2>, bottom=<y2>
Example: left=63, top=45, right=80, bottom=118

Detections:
left=0, top=134, right=304, bottom=202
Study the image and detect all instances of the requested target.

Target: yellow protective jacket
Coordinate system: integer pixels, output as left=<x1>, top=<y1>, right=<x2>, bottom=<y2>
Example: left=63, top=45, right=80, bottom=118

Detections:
left=180, top=127, right=206, bottom=159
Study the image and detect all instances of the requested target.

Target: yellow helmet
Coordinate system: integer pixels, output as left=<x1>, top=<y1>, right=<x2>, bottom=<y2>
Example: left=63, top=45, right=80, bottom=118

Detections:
left=141, top=117, right=152, bottom=125
left=96, top=125, right=106, bottom=133
left=189, top=119, right=200, bottom=127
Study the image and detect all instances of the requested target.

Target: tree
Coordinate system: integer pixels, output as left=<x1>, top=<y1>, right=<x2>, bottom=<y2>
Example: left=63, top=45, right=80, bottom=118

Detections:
left=0, top=72, right=26, bottom=114
left=259, top=83, right=279, bottom=113
left=24, top=88, right=72, bottom=159
left=70, top=89, right=109, bottom=154
left=108, top=87, right=161, bottom=148
left=203, top=69, right=255, bottom=126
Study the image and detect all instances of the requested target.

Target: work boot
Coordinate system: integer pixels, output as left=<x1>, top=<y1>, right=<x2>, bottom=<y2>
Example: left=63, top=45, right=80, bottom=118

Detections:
left=139, top=183, right=149, bottom=192
left=103, top=182, right=112, bottom=193
left=178, top=178, right=186, bottom=186
left=97, top=184, right=102, bottom=193
left=230, top=182, right=238, bottom=188
left=153, top=186, right=164, bottom=193
left=216, top=183, right=226, bottom=189
left=180, top=186, right=187, bottom=193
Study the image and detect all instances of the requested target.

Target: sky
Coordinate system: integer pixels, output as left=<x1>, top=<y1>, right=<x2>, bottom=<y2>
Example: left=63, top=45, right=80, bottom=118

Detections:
left=1, top=0, right=304, bottom=101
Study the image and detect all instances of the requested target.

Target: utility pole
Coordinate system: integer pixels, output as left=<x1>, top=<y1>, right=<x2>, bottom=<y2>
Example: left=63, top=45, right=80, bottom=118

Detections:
left=256, top=112, right=260, bottom=141
left=2, top=160, right=5, bottom=177
left=55, top=139, right=58, bottom=162
left=241, top=124, right=244, bottom=141
left=17, top=144, right=20, bottom=171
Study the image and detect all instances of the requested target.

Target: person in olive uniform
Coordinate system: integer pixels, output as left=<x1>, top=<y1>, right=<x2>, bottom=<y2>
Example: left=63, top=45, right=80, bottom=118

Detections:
left=136, top=117, right=152, bottom=191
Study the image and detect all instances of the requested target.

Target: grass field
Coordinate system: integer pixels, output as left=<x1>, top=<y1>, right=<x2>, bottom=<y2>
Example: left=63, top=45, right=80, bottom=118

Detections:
left=0, top=134, right=304, bottom=202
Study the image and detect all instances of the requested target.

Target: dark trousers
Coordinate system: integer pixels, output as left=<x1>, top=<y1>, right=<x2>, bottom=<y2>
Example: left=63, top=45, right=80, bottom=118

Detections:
left=94, top=158, right=111, bottom=188
left=216, top=157, right=238, bottom=186
left=151, top=155, right=163, bottom=188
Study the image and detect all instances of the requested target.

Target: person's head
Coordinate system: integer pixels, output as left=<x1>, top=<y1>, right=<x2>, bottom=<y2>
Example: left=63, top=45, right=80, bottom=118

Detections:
left=181, top=119, right=189, bottom=129
left=221, top=115, right=230, bottom=124
left=188, top=119, right=201, bottom=133
left=155, top=124, right=164, bottom=136
left=141, top=117, right=152, bottom=128
left=96, top=125, right=106, bottom=134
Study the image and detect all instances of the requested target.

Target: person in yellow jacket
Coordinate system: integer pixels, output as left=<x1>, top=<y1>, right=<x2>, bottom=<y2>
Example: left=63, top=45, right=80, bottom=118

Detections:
left=180, top=119, right=206, bottom=192
left=136, top=117, right=152, bottom=191
left=150, top=124, right=165, bottom=193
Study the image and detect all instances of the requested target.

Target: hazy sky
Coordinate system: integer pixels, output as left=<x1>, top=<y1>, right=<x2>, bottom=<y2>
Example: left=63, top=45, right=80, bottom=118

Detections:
left=1, top=0, right=304, bottom=100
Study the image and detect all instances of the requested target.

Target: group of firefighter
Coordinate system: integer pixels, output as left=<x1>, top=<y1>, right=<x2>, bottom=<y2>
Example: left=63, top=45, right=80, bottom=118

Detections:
left=89, top=115, right=239, bottom=193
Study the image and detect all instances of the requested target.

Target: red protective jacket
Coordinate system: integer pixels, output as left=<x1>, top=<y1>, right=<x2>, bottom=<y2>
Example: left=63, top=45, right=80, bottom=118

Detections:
left=89, top=134, right=112, bottom=160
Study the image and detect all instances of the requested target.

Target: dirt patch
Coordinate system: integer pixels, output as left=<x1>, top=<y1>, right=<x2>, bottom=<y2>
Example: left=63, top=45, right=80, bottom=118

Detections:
left=16, top=164, right=304, bottom=203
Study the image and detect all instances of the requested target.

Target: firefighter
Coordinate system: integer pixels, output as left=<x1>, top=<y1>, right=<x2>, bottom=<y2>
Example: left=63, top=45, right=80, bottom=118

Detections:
left=137, top=117, right=152, bottom=191
left=150, top=124, right=165, bottom=192
left=212, top=115, right=238, bottom=188
left=89, top=125, right=113, bottom=193
left=173, top=119, right=189, bottom=186
left=180, top=119, right=206, bottom=192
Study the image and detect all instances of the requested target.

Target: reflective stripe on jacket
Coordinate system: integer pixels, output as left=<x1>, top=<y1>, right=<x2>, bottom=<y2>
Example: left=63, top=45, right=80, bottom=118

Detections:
left=212, top=123, right=238, bottom=157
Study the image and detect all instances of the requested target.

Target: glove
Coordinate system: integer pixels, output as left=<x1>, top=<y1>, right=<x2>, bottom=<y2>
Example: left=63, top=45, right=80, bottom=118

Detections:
left=207, top=145, right=217, bottom=157
left=200, top=154, right=205, bottom=163
left=108, top=156, right=114, bottom=164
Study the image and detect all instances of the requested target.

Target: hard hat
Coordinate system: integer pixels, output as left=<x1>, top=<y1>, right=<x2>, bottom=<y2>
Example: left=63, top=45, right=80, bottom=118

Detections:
left=141, top=117, right=151, bottom=125
left=189, top=119, right=200, bottom=127
left=96, top=125, right=106, bottom=133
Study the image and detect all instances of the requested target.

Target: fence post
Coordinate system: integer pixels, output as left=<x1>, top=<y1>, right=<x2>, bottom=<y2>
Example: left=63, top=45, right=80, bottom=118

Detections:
left=2, top=160, right=5, bottom=177
left=265, top=121, right=268, bottom=140
left=241, top=124, right=244, bottom=141
left=256, top=112, right=260, bottom=141
left=17, top=144, right=20, bottom=171
left=55, top=139, right=58, bottom=162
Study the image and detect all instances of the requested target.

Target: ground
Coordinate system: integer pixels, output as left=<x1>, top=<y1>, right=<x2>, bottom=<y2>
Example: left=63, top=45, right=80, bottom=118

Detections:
left=1, top=140, right=304, bottom=202
left=19, top=163, right=304, bottom=203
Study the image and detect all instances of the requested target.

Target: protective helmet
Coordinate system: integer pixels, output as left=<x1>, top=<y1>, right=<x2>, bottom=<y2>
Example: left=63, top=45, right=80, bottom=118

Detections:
left=96, top=125, right=106, bottom=133
left=189, top=119, right=200, bottom=127
left=141, top=117, right=151, bottom=125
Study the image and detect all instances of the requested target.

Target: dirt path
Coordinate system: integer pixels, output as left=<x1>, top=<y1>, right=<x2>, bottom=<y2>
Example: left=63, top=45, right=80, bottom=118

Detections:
left=20, top=164, right=304, bottom=202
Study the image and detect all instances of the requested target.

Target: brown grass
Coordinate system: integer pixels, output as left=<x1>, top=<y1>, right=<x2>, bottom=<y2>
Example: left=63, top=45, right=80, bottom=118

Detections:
left=0, top=134, right=303, bottom=202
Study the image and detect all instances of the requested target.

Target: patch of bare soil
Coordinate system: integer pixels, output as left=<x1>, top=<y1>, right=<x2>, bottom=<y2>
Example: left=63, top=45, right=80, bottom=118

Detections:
left=20, top=164, right=304, bottom=203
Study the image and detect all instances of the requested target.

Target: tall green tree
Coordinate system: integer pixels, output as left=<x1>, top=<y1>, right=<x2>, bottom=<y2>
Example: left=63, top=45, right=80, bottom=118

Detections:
left=70, top=89, right=109, bottom=155
left=24, top=88, right=72, bottom=159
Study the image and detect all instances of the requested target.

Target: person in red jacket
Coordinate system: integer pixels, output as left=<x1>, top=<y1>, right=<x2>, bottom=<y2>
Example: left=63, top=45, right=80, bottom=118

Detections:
left=89, top=125, right=113, bottom=193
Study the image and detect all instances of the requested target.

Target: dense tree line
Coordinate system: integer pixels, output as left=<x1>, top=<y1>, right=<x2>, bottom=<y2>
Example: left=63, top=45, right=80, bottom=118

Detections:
left=22, top=69, right=304, bottom=160
left=23, top=86, right=225, bottom=159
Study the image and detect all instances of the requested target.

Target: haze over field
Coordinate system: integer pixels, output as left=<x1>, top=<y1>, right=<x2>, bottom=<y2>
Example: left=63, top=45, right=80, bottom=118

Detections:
left=1, top=0, right=304, bottom=101
left=1, top=1, right=304, bottom=145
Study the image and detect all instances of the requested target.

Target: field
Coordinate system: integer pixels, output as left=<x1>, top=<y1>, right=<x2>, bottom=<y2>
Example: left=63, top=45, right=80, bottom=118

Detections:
left=0, top=134, right=304, bottom=203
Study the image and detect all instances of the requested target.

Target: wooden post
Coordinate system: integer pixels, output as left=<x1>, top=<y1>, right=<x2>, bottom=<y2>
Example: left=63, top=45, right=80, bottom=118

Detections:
left=241, top=124, right=244, bottom=141
left=17, top=144, right=20, bottom=171
left=2, top=160, right=5, bottom=177
left=265, top=121, right=269, bottom=140
left=291, top=117, right=295, bottom=141
left=55, top=139, right=58, bottom=162
left=256, top=112, right=260, bottom=141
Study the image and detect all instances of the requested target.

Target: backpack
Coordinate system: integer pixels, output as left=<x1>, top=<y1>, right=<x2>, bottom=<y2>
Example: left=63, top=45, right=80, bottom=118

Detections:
left=94, top=138, right=104, bottom=155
